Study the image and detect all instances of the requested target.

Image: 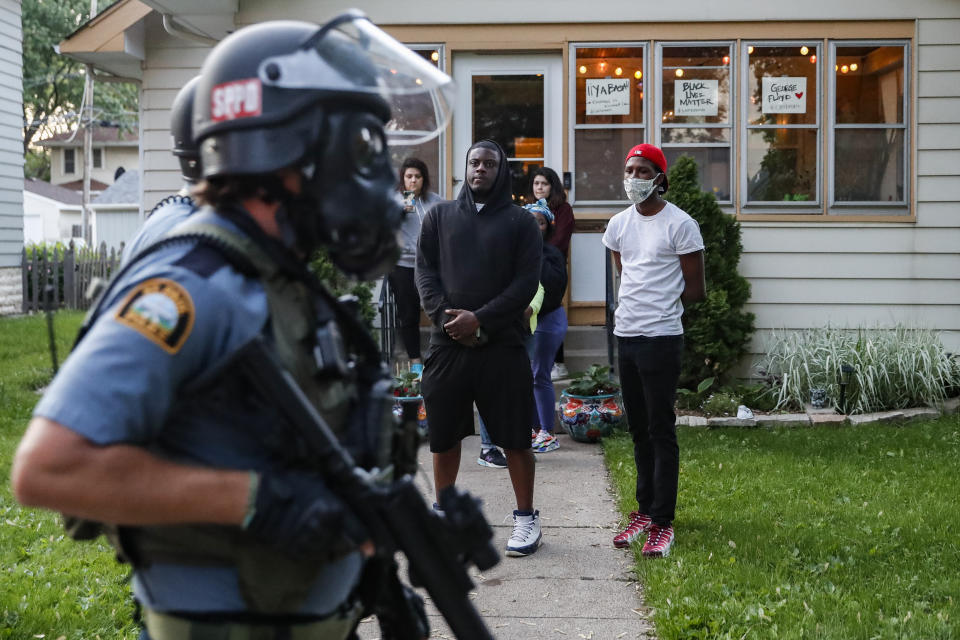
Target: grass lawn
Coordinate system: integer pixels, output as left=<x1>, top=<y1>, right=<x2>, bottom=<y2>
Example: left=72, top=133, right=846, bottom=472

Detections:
left=1, top=312, right=138, bottom=639
left=604, top=417, right=959, bottom=639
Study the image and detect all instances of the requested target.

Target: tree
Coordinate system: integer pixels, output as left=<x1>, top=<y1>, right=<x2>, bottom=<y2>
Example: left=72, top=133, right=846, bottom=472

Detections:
left=22, top=0, right=138, bottom=178
left=665, top=155, right=755, bottom=388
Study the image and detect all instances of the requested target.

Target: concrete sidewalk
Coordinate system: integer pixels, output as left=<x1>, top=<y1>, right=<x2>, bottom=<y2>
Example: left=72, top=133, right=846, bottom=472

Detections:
left=357, top=433, right=655, bottom=640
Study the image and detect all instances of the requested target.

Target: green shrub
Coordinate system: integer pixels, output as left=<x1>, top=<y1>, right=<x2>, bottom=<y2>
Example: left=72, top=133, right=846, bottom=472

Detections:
left=309, top=247, right=376, bottom=331
left=759, top=325, right=960, bottom=413
left=733, top=381, right=779, bottom=412
left=666, top=155, right=755, bottom=389
left=700, top=391, right=739, bottom=417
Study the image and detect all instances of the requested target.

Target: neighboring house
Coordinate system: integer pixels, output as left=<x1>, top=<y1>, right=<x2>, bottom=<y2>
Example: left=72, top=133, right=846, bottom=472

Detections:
left=24, top=172, right=142, bottom=252
left=35, top=124, right=139, bottom=193
left=58, top=0, right=960, bottom=360
left=0, top=0, right=22, bottom=315
left=23, top=179, right=83, bottom=244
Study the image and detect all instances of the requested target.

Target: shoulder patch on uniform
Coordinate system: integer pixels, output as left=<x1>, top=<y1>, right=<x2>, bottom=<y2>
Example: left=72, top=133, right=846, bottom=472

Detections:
left=115, top=278, right=195, bottom=354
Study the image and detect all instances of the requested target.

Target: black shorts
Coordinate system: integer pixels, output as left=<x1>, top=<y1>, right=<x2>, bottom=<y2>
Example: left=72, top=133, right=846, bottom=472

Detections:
left=421, top=343, right=533, bottom=453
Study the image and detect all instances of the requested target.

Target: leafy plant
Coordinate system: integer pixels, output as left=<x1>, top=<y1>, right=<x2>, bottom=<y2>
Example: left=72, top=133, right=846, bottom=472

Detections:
left=733, top=381, right=779, bottom=412
left=700, top=391, right=739, bottom=417
left=309, top=247, right=376, bottom=330
left=392, top=370, right=421, bottom=398
left=666, top=155, right=755, bottom=389
left=565, top=364, right=621, bottom=397
left=759, top=325, right=960, bottom=414
left=675, top=376, right=715, bottom=410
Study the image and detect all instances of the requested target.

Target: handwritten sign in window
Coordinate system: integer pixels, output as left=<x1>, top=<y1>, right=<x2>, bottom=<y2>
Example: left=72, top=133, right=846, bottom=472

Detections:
left=585, top=78, right=631, bottom=116
left=674, top=79, right=718, bottom=116
left=761, top=77, right=807, bottom=114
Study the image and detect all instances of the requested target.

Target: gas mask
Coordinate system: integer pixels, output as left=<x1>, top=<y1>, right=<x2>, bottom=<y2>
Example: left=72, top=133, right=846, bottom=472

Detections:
left=280, top=109, right=402, bottom=279
left=623, top=175, right=662, bottom=204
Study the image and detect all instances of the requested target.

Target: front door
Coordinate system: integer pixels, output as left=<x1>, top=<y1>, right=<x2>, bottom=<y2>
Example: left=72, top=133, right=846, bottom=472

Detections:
left=452, top=54, right=563, bottom=203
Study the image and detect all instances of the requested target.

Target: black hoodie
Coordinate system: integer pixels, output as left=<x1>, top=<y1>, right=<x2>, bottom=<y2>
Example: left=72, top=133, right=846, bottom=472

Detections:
left=415, top=140, right=542, bottom=347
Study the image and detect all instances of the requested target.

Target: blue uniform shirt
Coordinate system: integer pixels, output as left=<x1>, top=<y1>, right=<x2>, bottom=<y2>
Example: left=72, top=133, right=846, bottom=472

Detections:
left=121, top=194, right=197, bottom=265
left=34, top=208, right=363, bottom=615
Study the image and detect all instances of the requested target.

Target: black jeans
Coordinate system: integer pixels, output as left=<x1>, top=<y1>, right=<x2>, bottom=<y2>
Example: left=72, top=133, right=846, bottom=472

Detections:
left=617, top=334, right=683, bottom=527
left=388, top=265, right=422, bottom=360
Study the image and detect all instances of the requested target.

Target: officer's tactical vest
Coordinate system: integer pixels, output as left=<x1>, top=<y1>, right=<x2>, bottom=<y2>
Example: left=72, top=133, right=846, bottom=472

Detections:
left=65, top=219, right=375, bottom=614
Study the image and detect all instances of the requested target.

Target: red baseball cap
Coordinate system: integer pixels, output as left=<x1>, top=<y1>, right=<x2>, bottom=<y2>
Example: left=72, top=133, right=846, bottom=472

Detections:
left=625, top=143, right=669, bottom=193
left=625, top=143, right=667, bottom=173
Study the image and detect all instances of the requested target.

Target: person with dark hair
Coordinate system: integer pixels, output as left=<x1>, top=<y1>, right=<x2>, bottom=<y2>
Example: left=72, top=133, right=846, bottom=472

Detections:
left=389, top=157, right=442, bottom=376
left=530, top=166, right=575, bottom=381
left=605, top=143, right=705, bottom=559
left=120, top=76, right=202, bottom=265
left=523, top=198, right=568, bottom=453
left=13, top=14, right=453, bottom=638
left=416, top=139, right=543, bottom=557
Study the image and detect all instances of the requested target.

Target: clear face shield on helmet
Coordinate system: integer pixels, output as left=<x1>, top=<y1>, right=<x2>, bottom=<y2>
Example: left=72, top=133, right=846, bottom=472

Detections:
left=245, top=12, right=455, bottom=279
left=258, top=10, right=454, bottom=147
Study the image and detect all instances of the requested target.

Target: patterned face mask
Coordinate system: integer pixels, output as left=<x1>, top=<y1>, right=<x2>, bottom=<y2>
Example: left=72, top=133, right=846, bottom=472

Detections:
left=623, top=175, right=661, bottom=204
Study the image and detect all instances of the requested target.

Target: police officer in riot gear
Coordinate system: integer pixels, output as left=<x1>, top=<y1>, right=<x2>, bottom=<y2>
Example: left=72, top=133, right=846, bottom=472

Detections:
left=12, top=13, right=453, bottom=640
left=121, top=75, right=203, bottom=264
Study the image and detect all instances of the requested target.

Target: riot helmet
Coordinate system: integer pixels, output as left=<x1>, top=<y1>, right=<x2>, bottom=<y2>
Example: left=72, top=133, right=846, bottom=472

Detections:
left=169, top=76, right=202, bottom=184
left=192, top=12, right=454, bottom=278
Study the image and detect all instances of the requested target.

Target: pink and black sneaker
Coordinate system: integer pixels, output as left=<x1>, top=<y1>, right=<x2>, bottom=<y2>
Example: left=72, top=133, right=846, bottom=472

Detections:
left=641, top=524, right=674, bottom=557
left=613, top=512, right=652, bottom=548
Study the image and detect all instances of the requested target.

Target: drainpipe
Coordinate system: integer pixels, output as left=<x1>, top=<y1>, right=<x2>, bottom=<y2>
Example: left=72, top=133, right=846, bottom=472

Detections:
left=161, top=14, right=220, bottom=46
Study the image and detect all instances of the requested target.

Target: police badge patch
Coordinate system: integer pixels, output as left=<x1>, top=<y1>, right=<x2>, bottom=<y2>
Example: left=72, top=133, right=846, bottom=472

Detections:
left=115, top=278, right=195, bottom=354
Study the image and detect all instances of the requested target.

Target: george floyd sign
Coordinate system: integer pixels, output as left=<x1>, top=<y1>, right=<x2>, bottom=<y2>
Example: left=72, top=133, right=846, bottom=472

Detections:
left=762, top=77, right=807, bottom=114
left=674, top=79, right=718, bottom=116
left=586, top=78, right=631, bottom=116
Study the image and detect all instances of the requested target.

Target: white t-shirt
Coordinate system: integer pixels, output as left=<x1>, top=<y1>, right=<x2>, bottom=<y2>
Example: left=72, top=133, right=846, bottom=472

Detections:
left=602, top=201, right=704, bottom=337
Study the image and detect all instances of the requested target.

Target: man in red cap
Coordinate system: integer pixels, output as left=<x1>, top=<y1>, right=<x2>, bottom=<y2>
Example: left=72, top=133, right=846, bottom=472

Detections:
left=602, top=143, right=705, bottom=558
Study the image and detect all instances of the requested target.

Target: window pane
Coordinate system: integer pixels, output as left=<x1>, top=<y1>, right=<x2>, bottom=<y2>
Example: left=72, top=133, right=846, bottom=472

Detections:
left=512, top=161, right=544, bottom=206
left=93, top=148, right=103, bottom=169
left=575, top=46, right=644, bottom=125
left=661, top=127, right=730, bottom=143
left=661, top=46, right=731, bottom=126
left=473, top=74, right=544, bottom=159
left=835, top=128, right=904, bottom=202
left=664, top=147, right=731, bottom=201
left=835, top=46, right=904, bottom=124
left=746, top=129, right=818, bottom=202
left=64, top=149, right=75, bottom=174
left=747, top=44, right=819, bottom=126
left=574, top=128, right=643, bottom=201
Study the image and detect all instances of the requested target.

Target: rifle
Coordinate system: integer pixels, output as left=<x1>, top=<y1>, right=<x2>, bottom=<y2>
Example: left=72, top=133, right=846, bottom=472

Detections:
left=231, top=336, right=500, bottom=640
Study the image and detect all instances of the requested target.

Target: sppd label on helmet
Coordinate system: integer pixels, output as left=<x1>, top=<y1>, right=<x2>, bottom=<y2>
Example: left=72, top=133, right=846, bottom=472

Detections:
left=210, top=78, right=262, bottom=122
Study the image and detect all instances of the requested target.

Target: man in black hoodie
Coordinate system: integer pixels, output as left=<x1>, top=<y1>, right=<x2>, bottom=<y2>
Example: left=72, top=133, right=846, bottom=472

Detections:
left=416, top=140, right=543, bottom=557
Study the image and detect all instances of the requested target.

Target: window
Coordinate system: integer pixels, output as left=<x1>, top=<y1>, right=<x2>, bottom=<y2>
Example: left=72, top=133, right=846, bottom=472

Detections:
left=830, top=42, right=908, bottom=209
left=571, top=44, right=647, bottom=203
left=743, top=42, right=821, bottom=206
left=658, top=43, right=734, bottom=203
left=64, top=149, right=76, bottom=174
left=392, top=45, right=445, bottom=196
left=93, top=148, right=103, bottom=169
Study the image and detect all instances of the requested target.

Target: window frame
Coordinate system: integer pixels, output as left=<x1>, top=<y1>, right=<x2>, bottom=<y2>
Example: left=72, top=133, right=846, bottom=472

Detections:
left=92, top=147, right=103, bottom=170
left=739, top=39, right=823, bottom=211
left=828, top=39, right=910, bottom=210
left=568, top=41, right=650, bottom=206
left=401, top=43, right=447, bottom=197
left=655, top=40, right=736, bottom=205
left=63, top=148, right=76, bottom=175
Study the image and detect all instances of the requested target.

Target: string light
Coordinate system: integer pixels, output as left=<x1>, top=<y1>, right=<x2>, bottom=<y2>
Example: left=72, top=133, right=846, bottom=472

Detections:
left=430, top=51, right=439, bottom=62
left=722, top=55, right=730, bottom=64
left=579, top=65, right=587, bottom=74
left=747, top=46, right=754, bottom=54
left=599, top=61, right=607, bottom=71
left=615, top=67, right=623, bottom=76
left=809, top=54, right=817, bottom=63
left=840, top=65, right=849, bottom=73
left=675, top=69, right=684, bottom=77
left=634, top=70, right=642, bottom=79
left=850, top=63, right=858, bottom=71
left=800, top=46, right=809, bottom=56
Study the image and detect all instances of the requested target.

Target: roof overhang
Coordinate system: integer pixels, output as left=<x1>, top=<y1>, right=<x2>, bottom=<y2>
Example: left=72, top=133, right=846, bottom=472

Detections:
left=139, top=0, right=237, bottom=41
left=59, top=0, right=153, bottom=79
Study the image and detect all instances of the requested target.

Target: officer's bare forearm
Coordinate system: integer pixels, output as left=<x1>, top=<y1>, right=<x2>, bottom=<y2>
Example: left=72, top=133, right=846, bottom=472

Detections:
left=12, top=417, right=249, bottom=526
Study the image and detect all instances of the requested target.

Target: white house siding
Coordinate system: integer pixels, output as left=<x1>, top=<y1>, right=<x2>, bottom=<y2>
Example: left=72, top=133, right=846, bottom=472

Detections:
left=92, top=207, right=141, bottom=251
left=0, top=0, right=21, bottom=315
left=140, top=13, right=221, bottom=213
left=49, top=145, right=140, bottom=187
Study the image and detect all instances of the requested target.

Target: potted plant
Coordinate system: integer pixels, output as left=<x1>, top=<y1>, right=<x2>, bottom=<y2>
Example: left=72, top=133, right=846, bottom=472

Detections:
left=558, top=364, right=624, bottom=443
left=392, top=370, right=427, bottom=434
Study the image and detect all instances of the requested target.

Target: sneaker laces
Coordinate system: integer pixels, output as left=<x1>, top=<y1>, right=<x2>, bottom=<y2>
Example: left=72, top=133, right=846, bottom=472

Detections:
left=646, top=525, right=671, bottom=547
left=509, top=515, right=538, bottom=543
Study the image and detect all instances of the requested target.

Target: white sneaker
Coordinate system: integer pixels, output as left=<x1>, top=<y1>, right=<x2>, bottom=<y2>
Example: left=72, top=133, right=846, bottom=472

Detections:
left=506, top=510, right=542, bottom=557
left=550, top=363, right=569, bottom=381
